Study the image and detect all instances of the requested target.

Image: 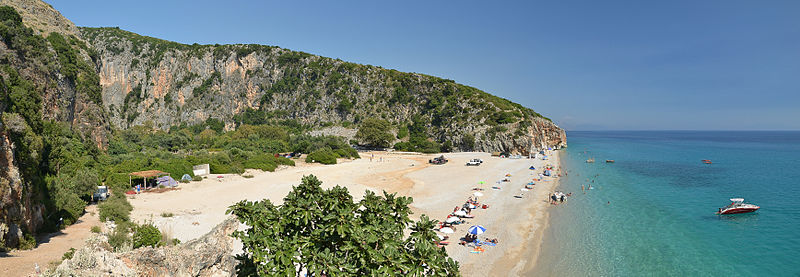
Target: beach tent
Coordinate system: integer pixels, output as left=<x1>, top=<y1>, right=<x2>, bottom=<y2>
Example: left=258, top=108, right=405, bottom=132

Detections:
left=439, top=227, right=455, bottom=234
left=156, top=176, right=179, bottom=187
left=181, top=174, right=192, bottom=182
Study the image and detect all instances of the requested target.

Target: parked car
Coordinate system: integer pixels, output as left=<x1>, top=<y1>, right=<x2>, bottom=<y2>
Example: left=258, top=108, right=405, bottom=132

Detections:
left=429, top=155, right=448, bottom=165
left=93, top=186, right=109, bottom=202
left=466, top=159, right=483, bottom=166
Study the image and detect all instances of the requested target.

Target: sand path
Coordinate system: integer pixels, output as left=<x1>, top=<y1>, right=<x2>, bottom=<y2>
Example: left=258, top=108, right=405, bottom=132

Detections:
left=0, top=205, right=102, bottom=276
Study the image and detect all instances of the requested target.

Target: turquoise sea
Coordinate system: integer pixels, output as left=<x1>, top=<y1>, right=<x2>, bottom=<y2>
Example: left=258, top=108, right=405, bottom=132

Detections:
left=532, top=131, right=800, bottom=276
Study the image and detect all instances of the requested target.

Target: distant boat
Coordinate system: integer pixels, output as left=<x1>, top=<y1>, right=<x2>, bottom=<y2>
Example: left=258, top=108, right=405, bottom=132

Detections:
left=586, top=158, right=595, bottom=163
left=702, top=159, right=712, bottom=164
left=605, top=160, right=615, bottom=163
left=717, top=198, right=759, bottom=215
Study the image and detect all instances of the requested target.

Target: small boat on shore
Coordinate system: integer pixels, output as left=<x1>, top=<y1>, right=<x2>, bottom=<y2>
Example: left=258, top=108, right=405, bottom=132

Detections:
left=717, top=198, right=760, bottom=215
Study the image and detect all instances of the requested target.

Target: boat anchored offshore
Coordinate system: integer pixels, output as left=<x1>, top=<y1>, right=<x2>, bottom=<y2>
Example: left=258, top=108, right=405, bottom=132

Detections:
left=717, top=198, right=760, bottom=215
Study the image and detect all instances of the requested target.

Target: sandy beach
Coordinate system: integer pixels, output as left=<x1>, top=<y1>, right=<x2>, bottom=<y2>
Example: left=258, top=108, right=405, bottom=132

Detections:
left=128, top=151, right=562, bottom=276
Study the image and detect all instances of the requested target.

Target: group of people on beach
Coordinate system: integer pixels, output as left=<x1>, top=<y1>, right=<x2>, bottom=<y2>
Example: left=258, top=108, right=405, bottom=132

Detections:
left=550, top=191, right=570, bottom=204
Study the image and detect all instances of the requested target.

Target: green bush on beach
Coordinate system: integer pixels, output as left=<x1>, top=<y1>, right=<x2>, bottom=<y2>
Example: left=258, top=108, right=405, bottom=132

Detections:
left=98, top=194, right=133, bottom=222
left=132, top=223, right=162, bottom=248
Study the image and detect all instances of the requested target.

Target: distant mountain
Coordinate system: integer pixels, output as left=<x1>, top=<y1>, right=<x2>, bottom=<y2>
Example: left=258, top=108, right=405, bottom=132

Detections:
left=81, top=26, right=565, bottom=153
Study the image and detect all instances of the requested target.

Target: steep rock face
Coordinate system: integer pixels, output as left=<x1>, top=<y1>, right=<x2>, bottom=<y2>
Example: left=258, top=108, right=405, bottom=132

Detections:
left=82, top=27, right=565, bottom=154
left=51, top=217, right=239, bottom=277
left=0, top=1, right=110, bottom=248
left=0, top=124, right=44, bottom=249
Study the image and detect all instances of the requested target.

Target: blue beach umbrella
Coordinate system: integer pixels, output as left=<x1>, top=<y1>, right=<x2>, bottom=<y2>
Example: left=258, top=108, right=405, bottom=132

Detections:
left=467, top=225, right=486, bottom=235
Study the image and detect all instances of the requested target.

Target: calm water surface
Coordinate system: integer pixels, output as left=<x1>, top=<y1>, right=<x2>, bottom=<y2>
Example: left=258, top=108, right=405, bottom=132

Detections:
left=532, top=131, right=800, bottom=276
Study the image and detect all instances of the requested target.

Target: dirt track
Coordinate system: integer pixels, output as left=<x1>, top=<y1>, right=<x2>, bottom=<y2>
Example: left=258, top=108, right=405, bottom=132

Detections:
left=0, top=205, right=102, bottom=276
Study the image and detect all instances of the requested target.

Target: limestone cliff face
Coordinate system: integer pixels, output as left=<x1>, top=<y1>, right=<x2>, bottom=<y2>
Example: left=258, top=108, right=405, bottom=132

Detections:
left=0, top=0, right=110, bottom=249
left=82, top=28, right=565, bottom=154
left=0, top=124, right=44, bottom=249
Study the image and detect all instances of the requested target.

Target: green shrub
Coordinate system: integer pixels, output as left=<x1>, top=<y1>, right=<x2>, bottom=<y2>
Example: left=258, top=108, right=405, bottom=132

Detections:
left=98, top=194, right=132, bottom=222
left=62, top=247, right=76, bottom=260
left=192, top=175, right=203, bottom=181
left=0, top=6, right=23, bottom=24
left=306, top=148, right=338, bottom=164
left=133, top=223, right=162, bottom=249
left=90, top=226, right=101, bottom=233
left=18, top=233, right=36, bottom=250
left=108, top=225, right=131, bottom=251
left=160, top=212, right=173, bottom=217
left=355, top=118, right=393, bottom=148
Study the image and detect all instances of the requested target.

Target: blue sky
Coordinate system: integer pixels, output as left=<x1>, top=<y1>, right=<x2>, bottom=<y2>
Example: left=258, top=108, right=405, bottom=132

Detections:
left=48, top=1, right=800, bottom=130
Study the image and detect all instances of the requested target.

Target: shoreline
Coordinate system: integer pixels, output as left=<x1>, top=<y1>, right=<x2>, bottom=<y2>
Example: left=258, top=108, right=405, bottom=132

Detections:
left=513, top=150, right=563, bottom=275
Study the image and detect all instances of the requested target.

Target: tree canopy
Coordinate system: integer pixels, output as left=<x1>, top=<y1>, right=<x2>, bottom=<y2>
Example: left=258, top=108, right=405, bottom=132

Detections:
left=355, top=117, right=393, bottom=148
left=227, top=175, right=460, bottom=276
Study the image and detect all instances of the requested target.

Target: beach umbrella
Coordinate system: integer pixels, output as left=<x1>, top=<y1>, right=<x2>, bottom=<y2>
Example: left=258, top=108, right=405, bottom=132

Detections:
left=453, top=210, right=467, bottom=217
left=439, top=227, right=455, bottom=234
left=437, top=234, right=446, bottom=240
left=467, top=225, right=486, bottom=235
left=468, top=204, right=477, bottom=209
left=473, top=192, right=484, bottom=197
left=445, top=217, right=460, bottom=223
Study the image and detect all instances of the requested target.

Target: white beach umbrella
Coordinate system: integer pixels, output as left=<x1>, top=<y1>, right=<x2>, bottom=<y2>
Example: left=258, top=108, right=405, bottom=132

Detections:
left=437, top=234, right=446, bottom=240
left=439, top=227, right=455, bottom=234
left=453, top=210, right=467, bottom=217
left=468, top=204, right=477, bottom=209
left=473, top=191, right=484, bottom=197
left=445, top=217, right=460, bottom=223
left=467, top=225, right=486, bottom=235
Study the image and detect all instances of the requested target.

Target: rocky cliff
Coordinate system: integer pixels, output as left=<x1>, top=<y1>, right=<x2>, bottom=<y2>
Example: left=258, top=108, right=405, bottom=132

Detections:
left=50, top=217, right=239, bottom=276
left=82, top=27, right=565, bottom=154
left=1, top=1, right=109, bottom=249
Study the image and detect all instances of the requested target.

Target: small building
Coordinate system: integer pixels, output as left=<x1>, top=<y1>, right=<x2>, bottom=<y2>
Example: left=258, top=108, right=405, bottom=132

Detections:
left=193, top=164, right=210, bottom=177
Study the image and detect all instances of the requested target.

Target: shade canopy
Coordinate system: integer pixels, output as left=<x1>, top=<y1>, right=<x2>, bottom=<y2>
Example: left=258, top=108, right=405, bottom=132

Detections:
left=129, top=170, right=168, bottom=178
left=467, top=225, right=486, bottom=235
left=453, top=210, right=467, bottom=217
left=445, top=217, right=460, bottom=223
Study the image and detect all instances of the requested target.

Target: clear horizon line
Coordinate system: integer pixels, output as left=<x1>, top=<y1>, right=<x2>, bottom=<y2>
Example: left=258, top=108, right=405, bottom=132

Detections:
left=565, top=129, right=800, bottom=132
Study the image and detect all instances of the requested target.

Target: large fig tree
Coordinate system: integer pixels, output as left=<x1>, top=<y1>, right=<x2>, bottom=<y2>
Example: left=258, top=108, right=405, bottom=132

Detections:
left=227, top=175, right=459, bottom=276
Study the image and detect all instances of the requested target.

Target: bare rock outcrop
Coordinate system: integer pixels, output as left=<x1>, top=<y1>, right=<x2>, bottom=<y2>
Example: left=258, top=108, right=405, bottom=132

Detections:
left=0, top=0, right=80, bottom=37
left=50, top=217, right=239, bottom=277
